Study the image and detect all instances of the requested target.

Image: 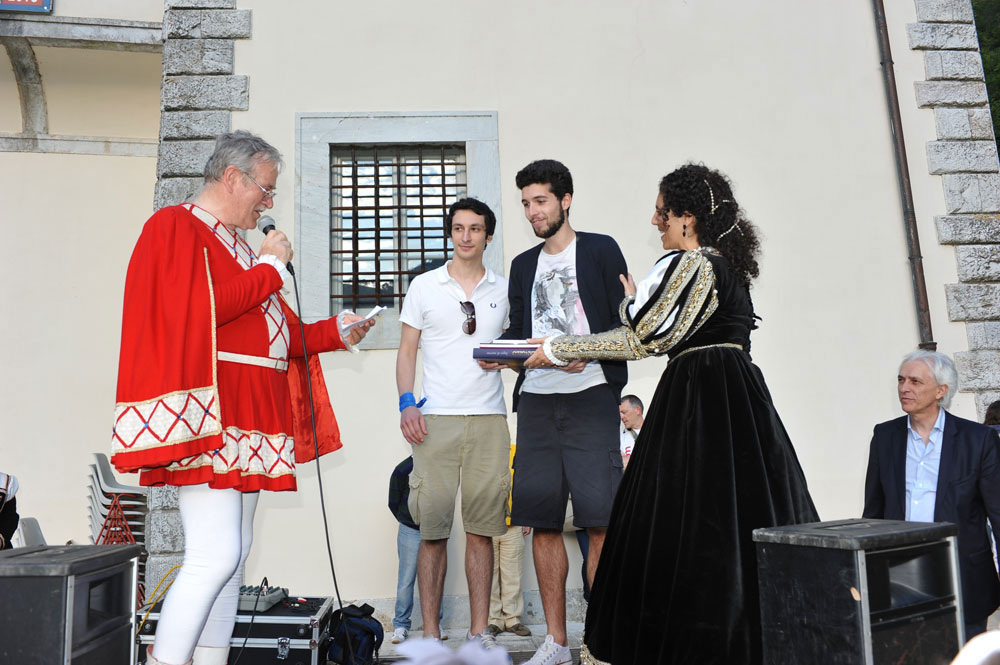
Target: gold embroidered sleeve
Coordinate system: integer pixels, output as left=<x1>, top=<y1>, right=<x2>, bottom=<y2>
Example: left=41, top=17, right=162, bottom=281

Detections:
left=619, top=294, right=635, bottom=326
left=548, top=251, right=718, bottom=363
left=549, top=325, right=649, bottom=361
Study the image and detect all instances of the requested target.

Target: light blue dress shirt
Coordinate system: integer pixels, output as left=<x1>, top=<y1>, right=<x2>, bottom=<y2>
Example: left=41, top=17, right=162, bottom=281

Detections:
left=905, top=408, right=946, bottom=522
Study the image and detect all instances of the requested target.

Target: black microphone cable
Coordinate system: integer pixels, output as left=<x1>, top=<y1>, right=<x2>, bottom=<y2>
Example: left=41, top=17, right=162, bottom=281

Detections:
left=286, top=264, right=358, bottom=663
left=247, top=223, right=358, bottom=662
left=230, top=576, right=267, bottom=665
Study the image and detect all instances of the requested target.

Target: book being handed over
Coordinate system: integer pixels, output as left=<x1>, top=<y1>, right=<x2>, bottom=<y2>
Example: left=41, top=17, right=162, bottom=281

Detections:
left=472, top=339, right=540, bottom=363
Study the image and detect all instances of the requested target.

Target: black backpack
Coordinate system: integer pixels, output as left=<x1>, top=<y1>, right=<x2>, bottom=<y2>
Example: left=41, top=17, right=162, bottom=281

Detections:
left=327, top=603, right=383, bottom=665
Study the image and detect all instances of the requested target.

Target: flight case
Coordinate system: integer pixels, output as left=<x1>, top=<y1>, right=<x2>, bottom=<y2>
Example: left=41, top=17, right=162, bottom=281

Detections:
left=137, top=596, right=333, bottom=665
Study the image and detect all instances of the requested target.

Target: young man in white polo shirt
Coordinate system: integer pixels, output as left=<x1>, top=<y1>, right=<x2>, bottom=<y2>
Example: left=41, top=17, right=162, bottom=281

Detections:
left=396, top=197, right=510, bottom=649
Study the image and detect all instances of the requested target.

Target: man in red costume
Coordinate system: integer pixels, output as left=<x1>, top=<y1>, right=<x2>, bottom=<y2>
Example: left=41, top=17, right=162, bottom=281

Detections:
left=112, top=131, right=373, bottom=665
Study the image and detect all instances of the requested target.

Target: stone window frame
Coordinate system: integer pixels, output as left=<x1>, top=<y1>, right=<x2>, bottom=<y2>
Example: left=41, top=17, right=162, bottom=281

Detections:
left=295, top=111, right=503, bottom=350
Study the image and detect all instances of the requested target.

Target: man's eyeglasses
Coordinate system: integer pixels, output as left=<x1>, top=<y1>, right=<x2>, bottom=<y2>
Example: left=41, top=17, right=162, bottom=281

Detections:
left=243, top=171, right=277, bottom=200
left=460, top=301, right=476, bottom=335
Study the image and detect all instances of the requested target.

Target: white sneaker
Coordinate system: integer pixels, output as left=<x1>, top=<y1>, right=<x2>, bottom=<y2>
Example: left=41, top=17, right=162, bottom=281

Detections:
left=525, top=635, right=572, bottom=665
left=467, top=629, right=500, bottom=649
left=391, top=627, right=408, bottom=644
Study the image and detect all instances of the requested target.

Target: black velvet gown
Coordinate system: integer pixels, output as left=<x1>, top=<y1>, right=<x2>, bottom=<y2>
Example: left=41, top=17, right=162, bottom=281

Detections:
left=549, top=248, right=818, bottom=665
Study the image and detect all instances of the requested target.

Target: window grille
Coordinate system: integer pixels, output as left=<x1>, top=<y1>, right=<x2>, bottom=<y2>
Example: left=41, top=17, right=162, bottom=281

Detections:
left=330, top=144, right=467, bottom=312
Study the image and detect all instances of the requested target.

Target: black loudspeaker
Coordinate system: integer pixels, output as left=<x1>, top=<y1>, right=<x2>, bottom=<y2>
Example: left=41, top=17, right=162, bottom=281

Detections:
left=754, top=519, right=963, bottom=665
left=0, top=544, right=141, bottom=665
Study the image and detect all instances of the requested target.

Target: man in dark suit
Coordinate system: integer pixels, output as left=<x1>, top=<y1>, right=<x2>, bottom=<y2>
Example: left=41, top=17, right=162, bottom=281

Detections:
left=483, top=159, right=627, bottom=665
left=863, top=349, right=1000, bottom=640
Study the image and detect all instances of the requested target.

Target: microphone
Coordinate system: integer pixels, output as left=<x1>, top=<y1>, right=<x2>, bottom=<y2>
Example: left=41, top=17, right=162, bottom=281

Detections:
left=257, top=215, right=294, bottom=276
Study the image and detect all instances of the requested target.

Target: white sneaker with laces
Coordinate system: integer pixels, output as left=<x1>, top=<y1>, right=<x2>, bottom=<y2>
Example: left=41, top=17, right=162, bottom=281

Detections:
left=391, top=627, right=408, bottom=644
left=525, top=634, right=572, bottom=665
left=467, top=629, right=500, bottom=650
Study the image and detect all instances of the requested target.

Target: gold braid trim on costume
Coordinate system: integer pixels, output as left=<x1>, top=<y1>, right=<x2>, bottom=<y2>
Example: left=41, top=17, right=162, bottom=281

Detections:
left=580, top=643, right=612, bottom=665
left=549, top=250, right=718, bottom=363
left=618, top=293, right=635, bottom=326
left=549, top=325, right=648, bottom=361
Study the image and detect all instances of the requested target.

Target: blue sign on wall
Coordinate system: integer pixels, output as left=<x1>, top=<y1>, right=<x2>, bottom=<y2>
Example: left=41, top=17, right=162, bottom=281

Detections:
left=0, top=0, right=53, bottom=13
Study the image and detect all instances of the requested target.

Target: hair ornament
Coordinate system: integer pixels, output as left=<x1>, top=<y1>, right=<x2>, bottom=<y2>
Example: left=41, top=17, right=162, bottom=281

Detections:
left=703, top=179, right=732, bottom=216
left=717, top=219, right=743, bottom=240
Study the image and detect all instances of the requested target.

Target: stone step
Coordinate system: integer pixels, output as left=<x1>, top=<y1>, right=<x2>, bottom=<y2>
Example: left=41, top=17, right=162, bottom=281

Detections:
left=378, top=622, right=584, bottom=663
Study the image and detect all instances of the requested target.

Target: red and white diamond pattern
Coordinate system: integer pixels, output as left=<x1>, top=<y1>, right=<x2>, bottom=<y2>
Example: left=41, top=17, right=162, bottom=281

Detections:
left=187, top=205, right=289, bottom=361
left=112, top=386, right=221, bottom=454
left=163, top=426, right=295, bottom=479
left=263, top=295, right=289, bottom=359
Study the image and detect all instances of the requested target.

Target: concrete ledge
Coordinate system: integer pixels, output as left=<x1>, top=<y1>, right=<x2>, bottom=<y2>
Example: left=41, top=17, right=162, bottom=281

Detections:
left=924, top=50, right=985, bottom=80
left=955, top=245, right=1000, bottom=281
left=0, top=14, right=162, bottom=52
left=0, top=133, right=157, bottom=156
left=936, top=214, right=1000, bottom=244
left=943, top=174, right=1000, bottom=214
left=915, top=0, right=975, bottom=22
left=162, top=75, right=249, bottom=110
left=927, top=140, right=999, bottom=174
left=955, top=349, right=1000, bottom=390
left=907, top=22, right=979, bottom=50
left=915, top=80, right=989, bottom=107
left=934, top=108, right=997, bottom=140
left=160, top=110, right=231, bottom=139
left=166, top=0, right=236, bottom=7
left=946, top=283, right=1000, bottom=320
left=364, top=588, right=588, bottom=632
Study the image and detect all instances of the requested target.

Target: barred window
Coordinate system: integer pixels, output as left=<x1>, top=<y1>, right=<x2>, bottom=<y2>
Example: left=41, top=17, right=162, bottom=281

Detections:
left=330, top=144, right=467, bottom=312
left=297, top=111, right=501, bottom=349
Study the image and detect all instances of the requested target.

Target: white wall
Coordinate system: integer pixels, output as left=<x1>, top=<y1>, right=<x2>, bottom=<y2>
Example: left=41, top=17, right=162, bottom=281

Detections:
left=1, top=151, right=157, bottom=545
left=219, top=0, right=967, bottom=602
left=2, top=0, right=971, bottom=615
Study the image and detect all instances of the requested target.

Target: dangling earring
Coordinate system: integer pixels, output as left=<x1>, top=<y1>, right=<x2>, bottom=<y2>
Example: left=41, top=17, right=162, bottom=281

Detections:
left=682, top=224, right=687, bottom=237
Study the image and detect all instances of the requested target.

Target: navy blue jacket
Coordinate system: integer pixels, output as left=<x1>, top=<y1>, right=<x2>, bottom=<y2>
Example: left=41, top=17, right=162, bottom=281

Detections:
left=502, top=231, right=628, bottom=411
left=863, top=410, right=1000, bottom=624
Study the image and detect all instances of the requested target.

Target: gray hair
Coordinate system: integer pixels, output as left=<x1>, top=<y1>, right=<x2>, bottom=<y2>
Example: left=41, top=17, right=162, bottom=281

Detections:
left=203, top=130, right=283, bottom=183
left=620, top=394, right=644, bottom=413
left=899, top=349, right=958, bottom=409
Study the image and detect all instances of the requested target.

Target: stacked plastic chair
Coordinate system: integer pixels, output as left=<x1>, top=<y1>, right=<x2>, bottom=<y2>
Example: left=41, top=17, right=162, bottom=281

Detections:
left=88, top=453, right=148, bottom=605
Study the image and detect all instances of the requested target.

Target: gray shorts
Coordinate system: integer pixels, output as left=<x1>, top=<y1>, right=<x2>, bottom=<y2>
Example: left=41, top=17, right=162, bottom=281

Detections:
left=510, top=384, right=623, bottom=529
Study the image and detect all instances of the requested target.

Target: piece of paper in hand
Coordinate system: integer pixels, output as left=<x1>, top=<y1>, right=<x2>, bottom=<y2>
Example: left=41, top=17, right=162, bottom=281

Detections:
left=342, top=305, right=386, bottom=331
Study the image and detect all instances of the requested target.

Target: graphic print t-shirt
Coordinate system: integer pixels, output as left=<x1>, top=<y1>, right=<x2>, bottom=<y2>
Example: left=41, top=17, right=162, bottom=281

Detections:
left=522, top=238, right=607, bottom=394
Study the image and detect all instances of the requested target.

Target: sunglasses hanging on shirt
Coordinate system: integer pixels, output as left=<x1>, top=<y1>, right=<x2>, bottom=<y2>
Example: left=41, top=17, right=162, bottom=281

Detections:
left=460, top=301, right=476, bottom=335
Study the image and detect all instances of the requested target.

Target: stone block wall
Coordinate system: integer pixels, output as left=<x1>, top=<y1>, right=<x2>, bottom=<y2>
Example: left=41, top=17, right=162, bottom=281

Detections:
left=145, top=0, right=252, bottom=594
left=153, top=0, right=249, bottom=210
left=909, top=0, right=1000, bottom=416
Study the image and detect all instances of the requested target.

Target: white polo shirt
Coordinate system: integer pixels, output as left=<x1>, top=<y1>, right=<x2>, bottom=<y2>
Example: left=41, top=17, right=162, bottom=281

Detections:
left=399, top=262, right=509, bottom=415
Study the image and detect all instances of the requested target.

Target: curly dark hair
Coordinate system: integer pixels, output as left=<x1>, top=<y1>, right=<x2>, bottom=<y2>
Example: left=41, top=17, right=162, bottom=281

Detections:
left=446, top=197, right=497, bottom=236
left=515, top=159, right=574, bottom=200
left=659, top=163, right=761, bottom=288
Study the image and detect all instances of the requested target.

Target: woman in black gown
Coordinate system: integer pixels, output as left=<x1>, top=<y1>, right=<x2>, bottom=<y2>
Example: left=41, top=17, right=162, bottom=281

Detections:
left=525, top=164, right=819, bottom=665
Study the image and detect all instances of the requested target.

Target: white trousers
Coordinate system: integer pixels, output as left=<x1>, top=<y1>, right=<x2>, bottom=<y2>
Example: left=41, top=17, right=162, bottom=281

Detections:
left=152, top=485, right=258, bottom=665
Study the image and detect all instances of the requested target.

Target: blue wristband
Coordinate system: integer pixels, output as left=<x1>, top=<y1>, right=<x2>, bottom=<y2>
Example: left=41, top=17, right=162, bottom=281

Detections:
left=399, top=392, right=427, bottom=412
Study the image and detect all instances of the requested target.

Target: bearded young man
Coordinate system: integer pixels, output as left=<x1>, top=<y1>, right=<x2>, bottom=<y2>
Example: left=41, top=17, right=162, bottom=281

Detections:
left=489, top=159, right=627, bottom=665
